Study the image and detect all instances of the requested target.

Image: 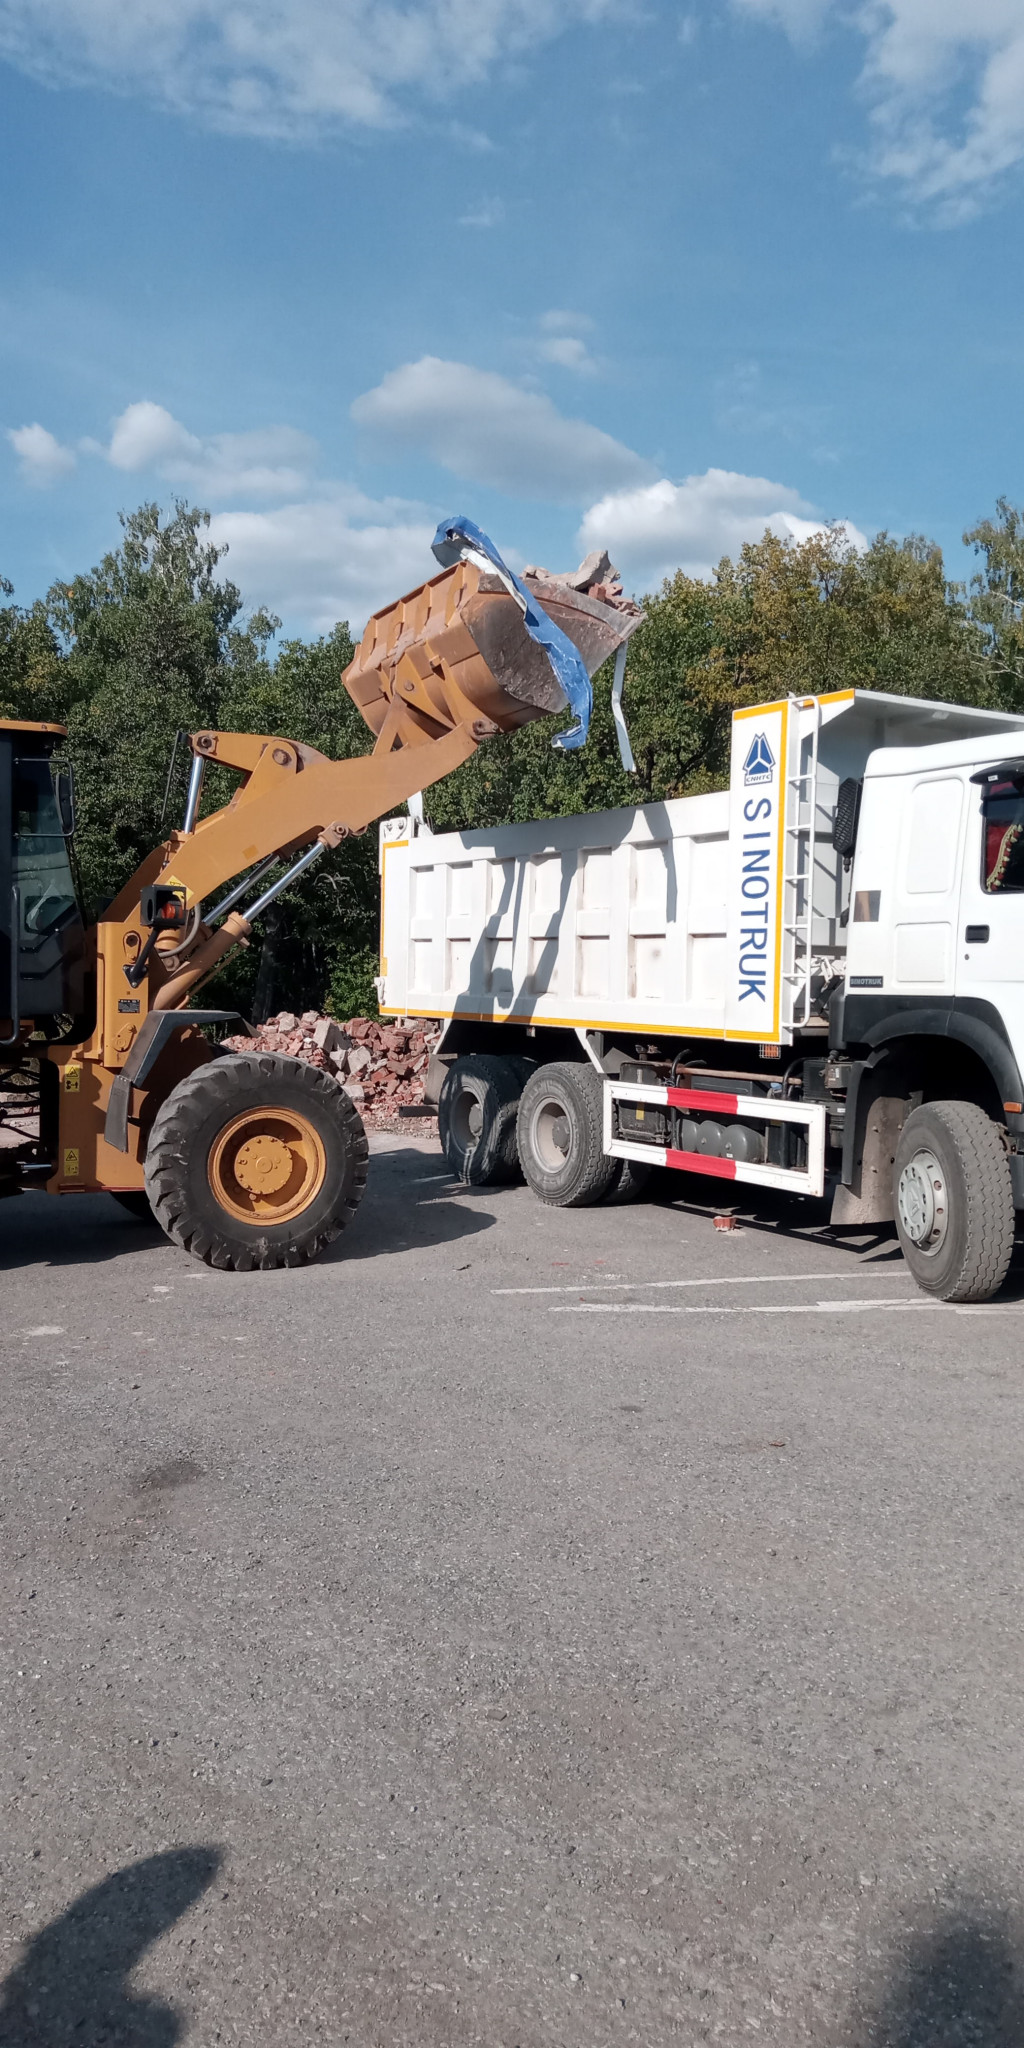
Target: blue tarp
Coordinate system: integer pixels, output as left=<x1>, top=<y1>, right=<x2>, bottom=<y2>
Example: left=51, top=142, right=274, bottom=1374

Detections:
left=431, top=516, right=593, bottom=751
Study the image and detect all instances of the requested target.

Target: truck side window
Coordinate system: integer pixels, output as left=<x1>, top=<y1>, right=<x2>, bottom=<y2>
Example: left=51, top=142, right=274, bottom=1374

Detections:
left=982, top=784, right=1024, bottom=892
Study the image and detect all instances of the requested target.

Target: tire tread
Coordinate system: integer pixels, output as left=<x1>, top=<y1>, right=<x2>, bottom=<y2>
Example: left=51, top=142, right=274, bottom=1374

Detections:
left=144, top=1052, right=368, bottom=1272
left=896, top=1098, right=1014, bottom=1303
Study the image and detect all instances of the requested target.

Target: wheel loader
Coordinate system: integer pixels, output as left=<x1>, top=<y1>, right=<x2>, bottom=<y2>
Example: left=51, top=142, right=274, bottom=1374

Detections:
left=0, top=541, right=637, bottom=1270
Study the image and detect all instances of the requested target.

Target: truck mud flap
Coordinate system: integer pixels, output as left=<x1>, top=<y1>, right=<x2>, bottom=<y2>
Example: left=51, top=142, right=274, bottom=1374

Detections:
left=604, top=1081, right=828, bottom=1199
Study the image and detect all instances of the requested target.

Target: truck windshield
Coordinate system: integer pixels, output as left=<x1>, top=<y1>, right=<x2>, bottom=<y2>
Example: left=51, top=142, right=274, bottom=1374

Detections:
left=13, top=754, right=79, bottom=937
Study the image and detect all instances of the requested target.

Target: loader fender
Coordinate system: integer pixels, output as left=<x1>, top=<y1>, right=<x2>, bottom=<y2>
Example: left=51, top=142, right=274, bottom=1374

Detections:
left=104, top=1008, right=245, bottom=1153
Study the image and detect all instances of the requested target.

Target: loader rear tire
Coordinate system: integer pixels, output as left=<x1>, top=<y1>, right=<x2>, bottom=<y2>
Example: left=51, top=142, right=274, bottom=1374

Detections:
left=439, top=1055, right=523, bottom=1185
left=516, top=1061, right=617, bottom=1208
left=144, top=1052, right=368, bottom=1271
left=892, top=1099, right=1015, bottom=1303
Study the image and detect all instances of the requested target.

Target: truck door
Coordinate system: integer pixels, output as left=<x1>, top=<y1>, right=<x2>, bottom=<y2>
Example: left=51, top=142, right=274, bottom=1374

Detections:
left=957, top=768, right=1024, bottom=1007
left=888, top=773, right=966, bottom=992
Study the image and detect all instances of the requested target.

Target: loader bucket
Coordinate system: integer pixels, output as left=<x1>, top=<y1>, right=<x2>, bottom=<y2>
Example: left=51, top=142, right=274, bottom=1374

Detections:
left=343, top=559, right=643, bottom=743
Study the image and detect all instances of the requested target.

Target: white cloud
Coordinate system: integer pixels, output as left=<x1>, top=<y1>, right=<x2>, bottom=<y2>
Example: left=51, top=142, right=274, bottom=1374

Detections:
left=206, top=492, right=437, bottom=633
left=7, top=421, right=76, bottom=486
left=352, top=356, right=653, bottom=501
left=577, top=469, right=867, bottom=589
left=538, top=334, right=598, bottom=371
left=533, top=310, right=598, bottom=373
left=734, top=0, right=1024, bottom=215
left=458, top=197, right=505, bottom=229
left=539, top=309, right=594, bottom=333
left=733, top=0, right=829, bottom=36
left=0, top=0, right=618, bottom=138
left=102, top=401, right=318, bottom=499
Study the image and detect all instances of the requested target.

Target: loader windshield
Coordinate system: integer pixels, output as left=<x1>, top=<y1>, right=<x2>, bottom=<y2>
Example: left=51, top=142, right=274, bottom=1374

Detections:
left=13, top=754, right=79, bottom=937
left=982, top=782, right=1024, bottom=893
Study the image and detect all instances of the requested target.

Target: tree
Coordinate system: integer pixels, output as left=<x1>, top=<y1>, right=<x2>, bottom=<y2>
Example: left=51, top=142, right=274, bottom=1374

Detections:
left=965, top=498, right=1024, bottom=709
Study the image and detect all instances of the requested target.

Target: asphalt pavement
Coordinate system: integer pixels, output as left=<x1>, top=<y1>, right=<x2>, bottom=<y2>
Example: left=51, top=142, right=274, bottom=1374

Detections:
left=3, top=1140, right=1024, bottom=2046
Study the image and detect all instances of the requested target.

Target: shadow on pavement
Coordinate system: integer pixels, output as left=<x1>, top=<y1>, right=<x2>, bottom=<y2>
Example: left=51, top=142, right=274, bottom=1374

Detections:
left=0, top=1194, right=166, bottom=1271
left=328, top=1146, right=500, bottom=1261
left=0, top=1846, right=221, bottom=2046
left=856, top=1905, right=1024, bottom=2046
left=649, top=1171, right=906, bottom=1265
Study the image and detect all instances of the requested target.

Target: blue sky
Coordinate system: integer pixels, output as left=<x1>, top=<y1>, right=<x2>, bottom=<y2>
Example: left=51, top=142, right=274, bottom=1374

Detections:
left=2, top=0, right=1023, bottom=638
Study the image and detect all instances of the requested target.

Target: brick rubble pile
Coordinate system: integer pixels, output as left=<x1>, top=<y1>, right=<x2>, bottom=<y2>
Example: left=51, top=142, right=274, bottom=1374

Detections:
left=224, top=1013, right=440, bottom=1124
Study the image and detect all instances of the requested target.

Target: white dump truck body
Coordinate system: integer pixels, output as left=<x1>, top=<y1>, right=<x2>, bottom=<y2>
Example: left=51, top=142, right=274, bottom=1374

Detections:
left=378, top=689, right=1024, bottom=1053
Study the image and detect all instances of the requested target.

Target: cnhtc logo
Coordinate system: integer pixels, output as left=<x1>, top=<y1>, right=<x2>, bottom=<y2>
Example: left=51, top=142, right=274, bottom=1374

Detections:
left=743, top=731, right=775, bottom=786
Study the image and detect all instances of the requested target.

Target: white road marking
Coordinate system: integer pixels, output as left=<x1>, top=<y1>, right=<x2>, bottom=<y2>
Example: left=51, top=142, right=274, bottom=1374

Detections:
left=496, top=1270, right=904, bottom=1297
left=552, top=1298, right=1022, bottom=1318
left=22, top=1325, right=65, bottom=1336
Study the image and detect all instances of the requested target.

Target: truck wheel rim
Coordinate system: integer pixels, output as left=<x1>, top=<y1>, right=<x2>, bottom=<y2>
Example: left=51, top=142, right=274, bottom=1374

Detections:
left=451, top=1088, right=484, bottom=1148
left=208, top=1107, right=327, bottom=1224
left=897, top=1147, right=948, bottom=1254
left=530, top=1097, right=572, bottom=1170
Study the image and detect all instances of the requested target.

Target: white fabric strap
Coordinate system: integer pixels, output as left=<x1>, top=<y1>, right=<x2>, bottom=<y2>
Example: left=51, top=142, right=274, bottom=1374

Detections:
left=611, top=642, right=635, bottom=774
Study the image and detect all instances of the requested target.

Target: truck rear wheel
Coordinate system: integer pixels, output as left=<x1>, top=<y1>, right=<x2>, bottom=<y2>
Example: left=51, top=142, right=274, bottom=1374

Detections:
left=516, top=1061, right=617, bottom=1208
left=144, top=1053, right=369, bottom=1271
left=438, top=1055, right=523, bottom=1184
left=892, top=1100, right=1015, bottom=1303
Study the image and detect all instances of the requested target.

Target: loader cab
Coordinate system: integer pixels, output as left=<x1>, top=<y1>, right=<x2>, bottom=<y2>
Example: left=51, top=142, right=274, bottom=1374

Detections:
left=0, top=721, right=86, bottom=1039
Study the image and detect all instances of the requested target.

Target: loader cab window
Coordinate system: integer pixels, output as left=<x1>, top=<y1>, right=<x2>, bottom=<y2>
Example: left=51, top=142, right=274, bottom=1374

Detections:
left=981, top=780, right=1024, bottom=893
left=12, top=754, right=79, bottom=937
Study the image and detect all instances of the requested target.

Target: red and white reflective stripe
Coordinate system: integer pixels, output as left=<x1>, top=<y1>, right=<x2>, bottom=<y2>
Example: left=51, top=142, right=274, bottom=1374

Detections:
left=602, top=1079, right=829, bottom=1198
left=667, top=1086, right=741, bottom=1115
left=667, top=1148, right=736, bottom=1179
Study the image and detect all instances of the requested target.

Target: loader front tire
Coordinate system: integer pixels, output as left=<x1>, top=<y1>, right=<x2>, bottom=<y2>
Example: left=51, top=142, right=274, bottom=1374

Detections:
left=516, top=1061, right=617, bottom=1208
left=144, top=1053, right=369, bottom=1271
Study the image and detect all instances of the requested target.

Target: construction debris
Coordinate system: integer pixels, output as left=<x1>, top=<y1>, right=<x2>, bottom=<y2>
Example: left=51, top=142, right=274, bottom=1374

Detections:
left=522, top=550, right=642, bottom=618
left=223, top=1013, right=441, bottom=1126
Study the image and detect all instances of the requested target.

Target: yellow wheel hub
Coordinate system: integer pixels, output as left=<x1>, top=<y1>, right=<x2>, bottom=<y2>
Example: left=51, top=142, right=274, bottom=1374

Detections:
left=208, top=1106, right=327, bottom=1224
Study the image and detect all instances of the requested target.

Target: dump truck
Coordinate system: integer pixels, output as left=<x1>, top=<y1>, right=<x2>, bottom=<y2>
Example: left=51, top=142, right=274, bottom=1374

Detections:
left=0, top=537, right=637, bottom=1269
left=377, top=687, right=1024, bottom=1303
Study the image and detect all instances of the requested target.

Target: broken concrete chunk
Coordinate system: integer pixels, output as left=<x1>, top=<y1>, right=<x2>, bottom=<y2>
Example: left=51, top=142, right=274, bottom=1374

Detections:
left=313, top=1018, right=344, bottom=1054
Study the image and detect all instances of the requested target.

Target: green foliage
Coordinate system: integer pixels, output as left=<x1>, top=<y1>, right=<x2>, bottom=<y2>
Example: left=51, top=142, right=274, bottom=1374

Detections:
left=2, top=497, right=1023, bottom=1019
left=325, top=944, right=381, bottom=1023
left=965, top=498, right=1024, bottom=707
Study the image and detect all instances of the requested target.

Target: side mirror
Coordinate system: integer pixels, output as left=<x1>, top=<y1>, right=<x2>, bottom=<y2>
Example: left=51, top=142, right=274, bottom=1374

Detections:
left=832, top=777, right=862, bottom=869
left=55, top=765, right=76, bottom=838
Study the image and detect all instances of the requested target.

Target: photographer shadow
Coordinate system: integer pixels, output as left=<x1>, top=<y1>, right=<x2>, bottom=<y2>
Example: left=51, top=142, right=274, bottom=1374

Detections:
left=857, top=1905, right=1024, bottom=2047
left=0, top=1846, right=221, bottom=2047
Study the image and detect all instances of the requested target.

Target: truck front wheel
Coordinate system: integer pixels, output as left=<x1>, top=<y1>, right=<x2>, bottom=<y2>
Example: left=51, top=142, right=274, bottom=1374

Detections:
left=144, top=1053, right=368, bottom=1271
left=516, top=1061, right=617, bottom=1208
left=892, top=1100, right=1015, bottom=1303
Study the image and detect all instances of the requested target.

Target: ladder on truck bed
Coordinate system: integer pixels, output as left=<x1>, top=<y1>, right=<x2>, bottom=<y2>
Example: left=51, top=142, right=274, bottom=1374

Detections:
left=782, top=694, right=824, bottom=1032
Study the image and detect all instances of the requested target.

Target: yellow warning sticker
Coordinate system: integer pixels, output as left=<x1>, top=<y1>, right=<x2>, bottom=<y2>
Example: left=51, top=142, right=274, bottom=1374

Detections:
left=63, top=1147, right=80, bottom=1178
left=64, top=1065, right=81, bottom=1093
